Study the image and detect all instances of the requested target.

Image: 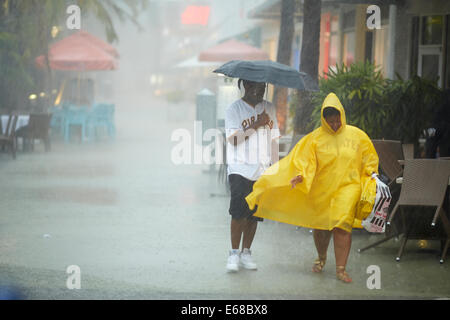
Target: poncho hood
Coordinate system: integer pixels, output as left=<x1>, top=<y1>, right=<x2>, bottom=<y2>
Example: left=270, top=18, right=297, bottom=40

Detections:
left=321, top=93, right=346, bottom=135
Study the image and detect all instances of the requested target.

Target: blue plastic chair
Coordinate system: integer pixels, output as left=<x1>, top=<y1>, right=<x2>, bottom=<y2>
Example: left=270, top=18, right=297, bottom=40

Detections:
left=106, top=104, right=116, bottom=138
left=63, top=105, right=89, bottom=142
left=87, top=104, right=116, bottom=140
left=50, top=106, right=65, bottom=136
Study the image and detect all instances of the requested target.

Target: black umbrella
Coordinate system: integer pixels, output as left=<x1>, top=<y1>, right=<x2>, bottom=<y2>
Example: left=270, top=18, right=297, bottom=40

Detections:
left=213, top=60, right=318, bottom=91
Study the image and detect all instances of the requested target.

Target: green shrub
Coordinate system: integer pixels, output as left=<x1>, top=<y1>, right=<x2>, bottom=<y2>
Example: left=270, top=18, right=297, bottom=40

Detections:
left=382, top=75, right=443, bottom=144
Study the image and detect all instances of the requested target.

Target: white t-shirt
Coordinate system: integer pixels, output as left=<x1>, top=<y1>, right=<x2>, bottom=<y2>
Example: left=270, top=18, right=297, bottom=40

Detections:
left=225, top=99, right=280, bottom=181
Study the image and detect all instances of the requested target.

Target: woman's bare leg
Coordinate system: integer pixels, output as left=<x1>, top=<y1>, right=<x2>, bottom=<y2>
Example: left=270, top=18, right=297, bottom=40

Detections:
left=312, top=229, right=332, bottom=272
left=333, top=228, right=352, bottom=266
left=313, top=229, right=332, bottom=258
left=333, top=227, right=352, bottom=283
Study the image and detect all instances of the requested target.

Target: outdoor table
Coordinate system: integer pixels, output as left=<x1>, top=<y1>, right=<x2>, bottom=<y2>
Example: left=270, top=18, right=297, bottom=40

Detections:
left=399, top=157, right=450, bottom=165
left=1, top=115, right=30, bottom=134
left=396, top=176, right=450, bottom=185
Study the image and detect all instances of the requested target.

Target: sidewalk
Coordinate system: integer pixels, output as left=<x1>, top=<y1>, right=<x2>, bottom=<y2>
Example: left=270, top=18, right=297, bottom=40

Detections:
left=0, top=96, right=449, bottom=299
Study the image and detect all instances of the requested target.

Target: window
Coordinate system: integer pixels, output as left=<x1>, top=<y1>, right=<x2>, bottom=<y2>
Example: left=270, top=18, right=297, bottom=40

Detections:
left=373, top=25, right=389, bottom=76
left=343, top=31, right=355, bottom=66
left=329, top=34, right=339, bottom=68
left=410, top=16, right=420, bottom=77
left=421, top=15, right=443, bottom=45
left=341, top=10, right=355, bottom=67
left=365, top=31, right=373, bottom=63
left=420, top=54, right=441, bottom=81
left=329, top=15, right=339, bottom=71
left=342, top=10, right=355, bottom=30
left=416, top=15, right=445, bottom=87
left=445, top=14, right=450, bottom=88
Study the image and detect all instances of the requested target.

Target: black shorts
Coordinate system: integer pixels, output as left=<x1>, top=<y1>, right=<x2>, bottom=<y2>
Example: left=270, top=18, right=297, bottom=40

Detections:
left=228, top=174, right=263, bottom=222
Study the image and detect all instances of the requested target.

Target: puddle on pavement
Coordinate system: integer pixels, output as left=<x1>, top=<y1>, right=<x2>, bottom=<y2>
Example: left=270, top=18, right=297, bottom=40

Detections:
left=5, top=165, right=115, bottom=178
left=17, top=186, right=119, bottom=206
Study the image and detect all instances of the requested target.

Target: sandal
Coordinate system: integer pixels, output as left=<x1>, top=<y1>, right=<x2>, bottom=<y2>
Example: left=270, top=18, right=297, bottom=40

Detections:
left=336, top=266, right=352, bottom=283
left=312, top=256, right=326, bottom=273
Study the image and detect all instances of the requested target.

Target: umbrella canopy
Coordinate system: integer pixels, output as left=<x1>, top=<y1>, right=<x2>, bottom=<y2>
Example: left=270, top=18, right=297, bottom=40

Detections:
left=35, top=31, right=118, bottom=71
left=198, top=39, right=269, bottom=62
left=213, top=60, right=318, bottom=91
left=75, top=30, right=120, bottom=58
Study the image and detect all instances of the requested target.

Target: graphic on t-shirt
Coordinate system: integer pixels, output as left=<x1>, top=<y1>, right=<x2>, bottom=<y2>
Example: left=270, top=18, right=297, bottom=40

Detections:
left=241, top=115, right=274, bottom=130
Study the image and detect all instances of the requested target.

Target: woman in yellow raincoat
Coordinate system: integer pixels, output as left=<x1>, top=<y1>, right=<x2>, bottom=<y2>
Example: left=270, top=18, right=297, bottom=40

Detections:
left=246, top=93, right=379, bottom=283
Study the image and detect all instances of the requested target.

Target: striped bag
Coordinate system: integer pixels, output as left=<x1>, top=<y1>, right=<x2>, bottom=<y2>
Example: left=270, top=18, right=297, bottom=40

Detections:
left=361, top=177, right=392, bottom=233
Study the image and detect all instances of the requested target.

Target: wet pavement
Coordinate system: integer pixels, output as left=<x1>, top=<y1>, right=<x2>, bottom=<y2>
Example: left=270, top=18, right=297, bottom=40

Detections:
left=1, top=95, right=449, bottom=300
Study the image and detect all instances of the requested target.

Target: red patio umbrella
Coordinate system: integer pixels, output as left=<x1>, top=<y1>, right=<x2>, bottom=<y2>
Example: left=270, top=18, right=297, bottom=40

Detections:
left=76, top=30, right=119, bottom=58
left=35, top=30, right=118, bottom=71
left=198, top=39, right=269, bottom=62
left=35, top=31, right=119, bottom=106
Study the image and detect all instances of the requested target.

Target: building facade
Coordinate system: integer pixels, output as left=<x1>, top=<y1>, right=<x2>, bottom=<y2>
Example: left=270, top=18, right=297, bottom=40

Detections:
left=248, top=0, right=450, bottom=89
left=320, top=0, right=450, bottom=88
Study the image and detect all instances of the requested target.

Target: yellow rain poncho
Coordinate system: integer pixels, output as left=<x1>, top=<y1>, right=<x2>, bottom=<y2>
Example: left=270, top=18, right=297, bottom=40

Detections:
left=246, top=93, right=379, bottom=232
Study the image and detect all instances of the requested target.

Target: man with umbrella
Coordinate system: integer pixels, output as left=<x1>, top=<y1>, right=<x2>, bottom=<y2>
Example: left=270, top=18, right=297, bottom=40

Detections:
left=225, top=79, right=280, bottom=272
left=215, top=60, right=316, bottom=272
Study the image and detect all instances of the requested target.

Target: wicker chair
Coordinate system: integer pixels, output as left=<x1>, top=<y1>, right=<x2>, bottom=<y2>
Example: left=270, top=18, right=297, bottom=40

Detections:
left=0, top=114, right=18, bottom=159
left=402, top=143, right=414, bottom=160
left=372, top=140, right=404, bottom=186
left=15, top=113, right=52, bottom=152
left=387, top=159, right=450, bottom=263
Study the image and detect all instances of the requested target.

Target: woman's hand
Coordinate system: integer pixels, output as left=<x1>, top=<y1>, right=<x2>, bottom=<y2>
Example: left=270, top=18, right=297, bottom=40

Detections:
left=290, top=175, right=304, bottom=189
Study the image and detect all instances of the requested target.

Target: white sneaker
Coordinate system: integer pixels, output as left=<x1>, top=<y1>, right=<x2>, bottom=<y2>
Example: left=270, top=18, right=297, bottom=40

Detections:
left=240, top=248, right=257, bottom=270
left=226, top=250, right=240, bottom=272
